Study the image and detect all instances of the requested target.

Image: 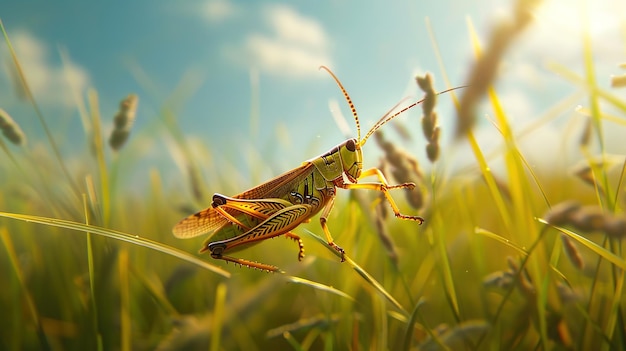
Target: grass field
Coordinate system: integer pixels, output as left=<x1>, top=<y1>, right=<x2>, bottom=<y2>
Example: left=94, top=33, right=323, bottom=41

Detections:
left=2, top=5, right=626, bottom=350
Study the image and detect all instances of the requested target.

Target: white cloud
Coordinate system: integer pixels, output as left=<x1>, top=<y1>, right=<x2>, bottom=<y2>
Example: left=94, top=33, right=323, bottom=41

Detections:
left=200, top=0, right=239, bottom=23
left=0, top=31, right=90, bottom=108
left=265, top=5, right=328, bottom=51
left=243, top=33, right=331, bottom=77
left=229, top=4, right=332, bottom=78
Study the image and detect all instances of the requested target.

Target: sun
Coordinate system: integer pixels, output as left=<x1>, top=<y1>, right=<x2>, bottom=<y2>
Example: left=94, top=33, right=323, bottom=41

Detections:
left=533, top=0, right=624, bottom=37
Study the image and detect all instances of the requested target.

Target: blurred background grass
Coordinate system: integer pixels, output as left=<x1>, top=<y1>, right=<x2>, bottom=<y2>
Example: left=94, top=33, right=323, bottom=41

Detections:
left=2, top=0, right=626, bottom=349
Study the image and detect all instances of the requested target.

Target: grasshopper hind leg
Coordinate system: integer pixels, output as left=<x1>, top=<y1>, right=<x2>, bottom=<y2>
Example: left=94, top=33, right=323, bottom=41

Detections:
left=285, top=232, right=305, bottom=261
left=207, top=233, right=303, bottom=273
left=206, top=205, right=313, bottom=272
left=210, top=251, right=281, bottom=272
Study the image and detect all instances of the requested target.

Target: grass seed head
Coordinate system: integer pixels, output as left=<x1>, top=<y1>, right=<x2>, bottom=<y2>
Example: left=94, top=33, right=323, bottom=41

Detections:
left=570, top=206, right=606, bottom=232
left=421, top=112, right=434, bottom=141
left=109, top=129, right=130, bottom=151
left=455, top=0, right=541, bottom=138
left=374, top=131, right=424, bottom=209
left=483, top=270, right=514, bottom=290
left=416, top=74, right=436, bottom=116
left=426, top=143, right=439, bottom=163
left=416, top=74, right=441, bottom=163
left=505, top=256, right=535, bottom=296
left=556, top=282, right=582, bottom=304
left=109, top=94, right=138, bottom=151
left=572, top=164, right=596, bottom=188
left=544, top=201, right=581, bottom=226
left=604, top=217, right=626, bottom=239
left=611, top=74, right=626, bottom=88
left=0, top=108, right=26, bottom=145
left=560, top=234, right=584, bottom=269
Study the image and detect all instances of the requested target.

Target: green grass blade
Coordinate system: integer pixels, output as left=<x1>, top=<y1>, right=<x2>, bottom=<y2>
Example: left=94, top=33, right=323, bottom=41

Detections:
left=82, top=194, right=102, bottom=351
left=0, top=211, right=230, bottom=278
left=549, top=63, right=626, bottom=114
left=286, top=276, right=355, bottom=302
left=402, top=298, right=426, bottom=351
left=303, top=229, right=409, bottom=318
left=210, top=283, right=227, bottom=351
left=537, top=218, right=626, bottom=270
left=87, top=90, right=110, bottom=226
left=118, top=249, right=131, bottom=351
left=0, top=227, right=50, bottom=350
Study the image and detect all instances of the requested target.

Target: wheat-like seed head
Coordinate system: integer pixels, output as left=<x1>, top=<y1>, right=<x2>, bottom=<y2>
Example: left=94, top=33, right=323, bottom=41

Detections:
left=0, top=108, right=26, bottom=145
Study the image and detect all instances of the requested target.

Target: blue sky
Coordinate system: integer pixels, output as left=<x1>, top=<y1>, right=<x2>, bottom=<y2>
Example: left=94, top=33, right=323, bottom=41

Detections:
left=1, top=0, right=625, bottom=192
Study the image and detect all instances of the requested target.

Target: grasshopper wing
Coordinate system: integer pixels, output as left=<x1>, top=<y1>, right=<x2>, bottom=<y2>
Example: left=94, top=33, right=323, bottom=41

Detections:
left=172, top=207, right=228, bottom=238
left=173, top=163, right=315, bottom=239
left=234, top=163, right=314, bottom=200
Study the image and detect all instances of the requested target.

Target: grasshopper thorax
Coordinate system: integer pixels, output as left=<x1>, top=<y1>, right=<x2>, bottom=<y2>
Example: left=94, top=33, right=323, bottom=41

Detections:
left=310, top=138, right=362, bottom=184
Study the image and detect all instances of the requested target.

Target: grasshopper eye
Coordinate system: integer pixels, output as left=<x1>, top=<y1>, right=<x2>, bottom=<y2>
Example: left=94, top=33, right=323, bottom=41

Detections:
left=346, top=139, right=356, bottom=152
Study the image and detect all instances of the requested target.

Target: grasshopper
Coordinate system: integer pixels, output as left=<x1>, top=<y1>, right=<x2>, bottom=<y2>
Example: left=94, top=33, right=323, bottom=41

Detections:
left=173, top=66, right=437, bottom=272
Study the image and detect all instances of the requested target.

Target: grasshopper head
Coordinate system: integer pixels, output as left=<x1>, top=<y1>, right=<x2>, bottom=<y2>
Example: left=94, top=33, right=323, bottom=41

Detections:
left=340, top=138, right=362, bottom=183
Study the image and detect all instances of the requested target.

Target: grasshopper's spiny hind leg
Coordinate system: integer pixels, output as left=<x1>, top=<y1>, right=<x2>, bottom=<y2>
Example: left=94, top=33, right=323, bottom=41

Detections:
left=213, top=253, right=281, bottom=272
left=285, top=232, right=305, bottom=261
left=208, top=205, right=311, bottom=249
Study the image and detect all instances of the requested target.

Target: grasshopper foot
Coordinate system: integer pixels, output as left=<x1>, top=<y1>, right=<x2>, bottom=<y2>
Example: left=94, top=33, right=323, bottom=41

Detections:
left=285, top=232, right=305, bottom=261
left=395, top=213, right=425, bottom=224
left=329, top=242, right=346, bottom=262
left=388, top=182, right=416, bottom=190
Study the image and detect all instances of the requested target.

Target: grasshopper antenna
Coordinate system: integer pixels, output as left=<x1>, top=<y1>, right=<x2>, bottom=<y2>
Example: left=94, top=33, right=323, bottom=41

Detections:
left=320, top=65, right=361, bottom=143
left=360, top=85, right=468, bottom=146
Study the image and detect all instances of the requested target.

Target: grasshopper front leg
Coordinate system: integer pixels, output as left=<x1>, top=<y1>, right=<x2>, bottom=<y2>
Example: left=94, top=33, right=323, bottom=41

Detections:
left=343, top=168, right=425, bottom=223
left=319, top=196, right=346, bottom=261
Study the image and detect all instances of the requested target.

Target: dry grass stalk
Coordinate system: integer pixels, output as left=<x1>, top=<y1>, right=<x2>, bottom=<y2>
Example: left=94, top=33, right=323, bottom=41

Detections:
left=456, top=0, right=543, bottom=138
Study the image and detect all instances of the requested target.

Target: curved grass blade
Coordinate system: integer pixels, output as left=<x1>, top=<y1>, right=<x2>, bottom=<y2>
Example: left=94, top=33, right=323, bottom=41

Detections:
left=286, top=276, right=355, bottom=302
left=266, top=314, right=341, bottom=339
left=474, top=227, right=528, bottom=255
left=402, top=298, right=427, bottom=351
left=475, top=227, right=570, bottom=284
left=537, top=218, right=626, bottom=270
left=0, top=211, right=230, bottom=278
left=303, top=228, right=409, bottom=318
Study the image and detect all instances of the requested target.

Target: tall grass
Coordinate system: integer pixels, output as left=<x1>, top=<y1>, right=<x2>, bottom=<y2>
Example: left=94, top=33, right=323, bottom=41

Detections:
left=1, top=2, right=626, bottom=350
